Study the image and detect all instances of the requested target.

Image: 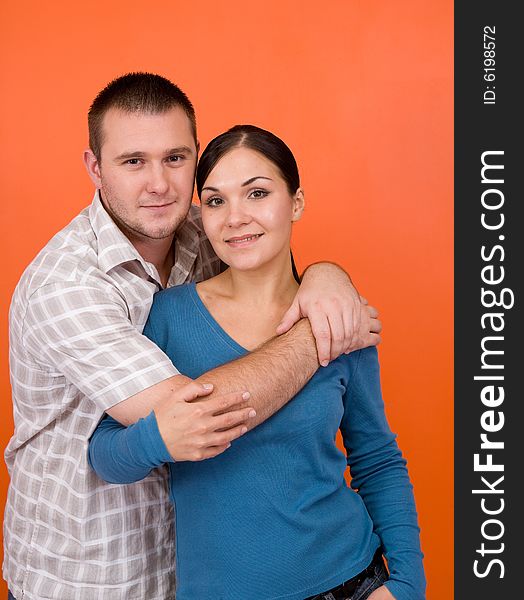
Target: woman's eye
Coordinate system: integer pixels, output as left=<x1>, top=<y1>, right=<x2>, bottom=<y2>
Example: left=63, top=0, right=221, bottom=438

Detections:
left=205, top=197, right=224, bottom=207
left=250, top=189, right=269, bottom=199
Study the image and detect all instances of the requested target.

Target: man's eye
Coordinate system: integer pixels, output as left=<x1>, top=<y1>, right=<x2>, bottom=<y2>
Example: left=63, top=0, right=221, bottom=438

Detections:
left=125, top=158, right=141, bottom=165
left=167, top=155, right=183, bottom=163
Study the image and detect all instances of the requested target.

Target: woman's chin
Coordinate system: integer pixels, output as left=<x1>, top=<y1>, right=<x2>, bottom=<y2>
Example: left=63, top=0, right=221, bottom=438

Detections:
left=219, top=254, right=271, bottom=273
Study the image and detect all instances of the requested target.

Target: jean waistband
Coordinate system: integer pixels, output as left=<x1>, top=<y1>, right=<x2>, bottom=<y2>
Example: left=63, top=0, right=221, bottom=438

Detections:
left=304, top=549, right=384, bottom=600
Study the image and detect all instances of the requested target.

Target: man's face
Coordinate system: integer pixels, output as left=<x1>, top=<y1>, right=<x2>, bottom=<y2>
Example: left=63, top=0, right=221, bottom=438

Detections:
left=88, top=107, right=197, bottom=244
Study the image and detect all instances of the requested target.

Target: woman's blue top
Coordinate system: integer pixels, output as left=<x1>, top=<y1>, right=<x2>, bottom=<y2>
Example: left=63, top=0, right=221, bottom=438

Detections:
left=89, top=283, right=425, bottom=600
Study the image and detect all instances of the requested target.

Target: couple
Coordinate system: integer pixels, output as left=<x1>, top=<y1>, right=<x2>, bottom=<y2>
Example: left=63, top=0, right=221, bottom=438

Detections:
left=5, top=73, right=424, bottom=599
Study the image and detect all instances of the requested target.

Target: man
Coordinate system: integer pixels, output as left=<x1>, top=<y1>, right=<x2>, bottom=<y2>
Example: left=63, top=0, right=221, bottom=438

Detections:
left=4, top=73, right=381, bottom=599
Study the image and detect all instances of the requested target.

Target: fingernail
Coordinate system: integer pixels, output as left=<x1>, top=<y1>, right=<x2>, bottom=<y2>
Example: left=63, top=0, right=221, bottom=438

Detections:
left=248, top=410, right=257, bottom=418
left=241, top=426, right=248, bottom=434
left=320, top=360, right=329, bottom=367
left=202, top=383, right=213, bottom=390
left=226, top=443, right=231, bottom=449
left=242, top=392, right=251, bottom=400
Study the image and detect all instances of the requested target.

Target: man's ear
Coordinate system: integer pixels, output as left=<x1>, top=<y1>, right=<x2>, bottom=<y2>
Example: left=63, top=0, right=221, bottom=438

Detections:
left=83, top=149, right=102, bottom=188
left=291, top=188, right=305, bottom=222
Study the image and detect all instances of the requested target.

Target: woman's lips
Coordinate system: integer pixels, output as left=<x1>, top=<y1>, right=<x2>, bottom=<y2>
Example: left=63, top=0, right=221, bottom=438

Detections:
left=224, top=233, right=264, bottom=247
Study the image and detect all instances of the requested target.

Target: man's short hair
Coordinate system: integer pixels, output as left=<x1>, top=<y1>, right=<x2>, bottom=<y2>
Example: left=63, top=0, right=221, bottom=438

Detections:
left=88, top=72, right=197, bottom=160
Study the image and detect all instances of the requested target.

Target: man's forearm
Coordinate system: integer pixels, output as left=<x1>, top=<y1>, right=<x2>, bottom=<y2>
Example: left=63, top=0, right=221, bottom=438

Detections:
left=195, top=319, right=319, bottom=428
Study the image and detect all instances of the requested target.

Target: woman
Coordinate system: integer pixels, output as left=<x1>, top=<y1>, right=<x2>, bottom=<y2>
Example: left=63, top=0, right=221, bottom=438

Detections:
left=89, top=125, right=425, bottom=600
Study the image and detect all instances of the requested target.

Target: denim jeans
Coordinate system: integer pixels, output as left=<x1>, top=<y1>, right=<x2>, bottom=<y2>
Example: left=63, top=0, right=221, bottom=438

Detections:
left=350, top=557, right=389, bottom=600
left=306, top=552, right=389, bottom=600
left=6, top=558, right=388, bottom=600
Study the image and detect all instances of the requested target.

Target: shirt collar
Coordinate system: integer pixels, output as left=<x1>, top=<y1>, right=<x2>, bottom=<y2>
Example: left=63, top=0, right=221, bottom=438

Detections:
left=89, top=191, right=148, bottom=275
left=169, top=204, right=202, bottom=286
left=89, top=191, right=202, bottom=286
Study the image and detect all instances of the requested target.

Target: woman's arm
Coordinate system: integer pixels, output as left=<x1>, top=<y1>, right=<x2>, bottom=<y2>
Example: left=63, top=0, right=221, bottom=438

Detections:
left=341, top=347, right=426, bottom=600
left=88, top=412, right=173, bottom=484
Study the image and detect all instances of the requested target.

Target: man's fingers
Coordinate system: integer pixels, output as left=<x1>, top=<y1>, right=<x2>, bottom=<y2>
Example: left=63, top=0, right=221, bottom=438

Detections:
left=342, top=306, right=357, bottom=354
left=364, top=332, right=382, bottom=347
left=327, top=309, right=346, bottom=361
left=308, top=310, right=331, bottom=367
left=276, top=298, right=301, bottom=335
left=370, top=317, right=382, bottom=334
left=366, top=304, right=379, bottom=320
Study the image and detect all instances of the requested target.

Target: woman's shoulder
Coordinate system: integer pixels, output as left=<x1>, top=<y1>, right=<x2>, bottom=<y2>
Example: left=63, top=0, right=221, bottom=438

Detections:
left=326, top=345, right=380, bottom=385
left=145, top=283, right=202, bottom=343
left=147, top=283, right=198, bottom=326
left=335, top=345, right=379, bottom=369
left=153, top=282, right=195, bottom=305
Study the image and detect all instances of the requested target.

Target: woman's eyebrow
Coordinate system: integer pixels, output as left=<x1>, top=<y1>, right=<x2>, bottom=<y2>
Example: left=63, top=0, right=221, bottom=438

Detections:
left=241, top=176, right=273, bottom=187
left=201, top=176, right=273, bottom=194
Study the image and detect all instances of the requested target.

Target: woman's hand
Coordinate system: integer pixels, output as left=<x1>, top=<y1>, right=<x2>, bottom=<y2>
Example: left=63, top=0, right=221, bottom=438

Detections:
left=367, top=585, right=396, bottom=600
left=276, top=262, right=382, bottom=366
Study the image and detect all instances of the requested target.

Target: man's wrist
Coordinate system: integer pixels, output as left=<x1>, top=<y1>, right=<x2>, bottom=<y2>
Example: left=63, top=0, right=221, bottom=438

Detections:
left=302, top=261, right=349, bottom=280
left=276, top=318, right=318, bottom=365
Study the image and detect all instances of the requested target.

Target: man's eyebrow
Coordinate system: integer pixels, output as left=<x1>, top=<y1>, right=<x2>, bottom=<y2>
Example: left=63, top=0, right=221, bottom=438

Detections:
left=164, top=146, right=195, bottom=156
left=115, top=146, right=195, bottom=161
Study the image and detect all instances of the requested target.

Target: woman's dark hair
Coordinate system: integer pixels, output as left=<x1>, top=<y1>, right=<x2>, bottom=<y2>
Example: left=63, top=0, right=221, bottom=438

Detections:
left=196, top=124, right=302, bottom=282
left=196, top=124, right=300, bottom=199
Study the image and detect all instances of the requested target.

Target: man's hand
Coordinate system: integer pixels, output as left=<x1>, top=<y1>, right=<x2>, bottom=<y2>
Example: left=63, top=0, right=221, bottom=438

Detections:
left=154, top=381, right=256, bottom=461
left=276, top=262, right=382, bottom=366
left=367, top=585, right=396, bottom=600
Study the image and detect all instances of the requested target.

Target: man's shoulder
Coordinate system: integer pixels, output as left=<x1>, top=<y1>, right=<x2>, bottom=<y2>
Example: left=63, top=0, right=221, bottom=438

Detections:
left=14, top=206, right=105, bottom=300
left=185, top=203, right=203, bottom=229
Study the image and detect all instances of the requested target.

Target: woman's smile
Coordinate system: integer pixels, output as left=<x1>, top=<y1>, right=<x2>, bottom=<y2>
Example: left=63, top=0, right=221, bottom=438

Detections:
left=224, top=233, right=264, bottom=247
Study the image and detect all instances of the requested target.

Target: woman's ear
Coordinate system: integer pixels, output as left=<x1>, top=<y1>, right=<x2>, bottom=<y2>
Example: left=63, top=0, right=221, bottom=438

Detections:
left=291, top=188, right=305, bottom=222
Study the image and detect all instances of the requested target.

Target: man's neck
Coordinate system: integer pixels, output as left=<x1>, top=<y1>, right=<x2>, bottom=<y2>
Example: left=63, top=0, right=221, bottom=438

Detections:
left=132, top=236, right=175, bottom=288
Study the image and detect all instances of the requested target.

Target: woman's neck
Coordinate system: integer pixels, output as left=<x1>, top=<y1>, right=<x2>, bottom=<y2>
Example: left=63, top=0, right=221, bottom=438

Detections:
left=196, top=252, right=299, bottom=350
left=218, top=255, right=299, bottom=309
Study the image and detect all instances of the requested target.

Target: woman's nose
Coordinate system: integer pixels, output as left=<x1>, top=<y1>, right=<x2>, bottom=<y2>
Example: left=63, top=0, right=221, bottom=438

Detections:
left=226, top=203, right=251, bottom=228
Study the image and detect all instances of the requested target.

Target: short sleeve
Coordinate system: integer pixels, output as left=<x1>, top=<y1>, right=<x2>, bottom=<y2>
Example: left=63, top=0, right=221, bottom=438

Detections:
left=22, top=281, right=179, bottom=411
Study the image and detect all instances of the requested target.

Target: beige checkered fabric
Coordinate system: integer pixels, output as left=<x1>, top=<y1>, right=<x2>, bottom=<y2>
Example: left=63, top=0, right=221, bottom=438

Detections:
left=4, top=193, right=221, bottom=599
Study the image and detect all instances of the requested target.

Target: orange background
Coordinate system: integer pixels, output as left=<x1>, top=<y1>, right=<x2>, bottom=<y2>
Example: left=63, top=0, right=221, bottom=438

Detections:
left=0, top=1, right=453, bottom=598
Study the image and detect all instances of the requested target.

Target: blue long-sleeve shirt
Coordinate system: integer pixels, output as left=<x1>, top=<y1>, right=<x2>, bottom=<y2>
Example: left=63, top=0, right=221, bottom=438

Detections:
left=89, top=283, right=425, bottom=600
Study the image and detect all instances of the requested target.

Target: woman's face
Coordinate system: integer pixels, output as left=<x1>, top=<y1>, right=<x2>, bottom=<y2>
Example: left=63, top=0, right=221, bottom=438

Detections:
left=200, top=147, right=304, bottom=272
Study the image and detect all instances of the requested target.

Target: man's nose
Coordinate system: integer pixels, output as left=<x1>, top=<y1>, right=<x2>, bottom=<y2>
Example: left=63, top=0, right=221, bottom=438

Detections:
left=146, top=164, right=169, bottom=195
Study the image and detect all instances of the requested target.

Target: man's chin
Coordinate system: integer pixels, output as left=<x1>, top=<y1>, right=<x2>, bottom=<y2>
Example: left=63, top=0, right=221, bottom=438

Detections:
left=142, top=227, right=179, bottom=240
left=121, top=221, right=180, bottom=242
